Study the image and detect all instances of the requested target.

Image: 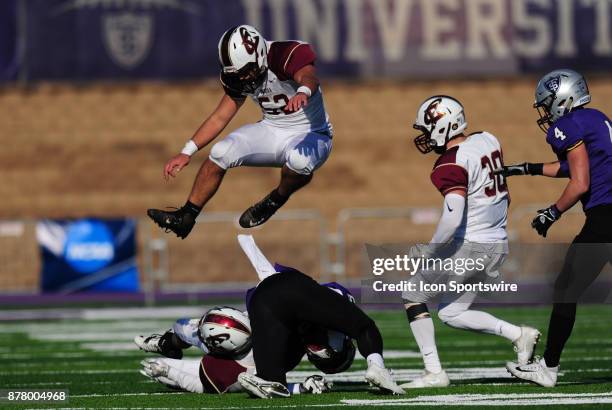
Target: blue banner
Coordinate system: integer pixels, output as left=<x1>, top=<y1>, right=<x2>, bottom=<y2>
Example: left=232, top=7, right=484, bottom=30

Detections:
left=7, top=0, right=612, bottom=81
left=36, top=218, right=140, bottom=293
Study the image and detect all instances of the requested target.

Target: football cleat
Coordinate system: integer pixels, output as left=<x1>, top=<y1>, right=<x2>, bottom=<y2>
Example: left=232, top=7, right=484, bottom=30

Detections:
left=147, top=208, right=196, bottom=239
left=239, top=193, right=284, bottom=228
left=140, top=358, right=170, bottom=379
left=506, top=357, right=558, bottom=387
left=134, top=332, right=183, bottom=359
left=237, top=372, right=291, bottom=399
left=513, top=326, right=541, bottom=365
left=364, top=364, right=405, bottom=395
left=399, top=370, right=450, bottom=389
left=135, top=334, right=164, bottom=354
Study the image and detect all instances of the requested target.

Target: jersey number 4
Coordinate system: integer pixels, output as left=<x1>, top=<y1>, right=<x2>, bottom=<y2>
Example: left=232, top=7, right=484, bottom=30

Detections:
left=481, top=150, right=507, bottom=197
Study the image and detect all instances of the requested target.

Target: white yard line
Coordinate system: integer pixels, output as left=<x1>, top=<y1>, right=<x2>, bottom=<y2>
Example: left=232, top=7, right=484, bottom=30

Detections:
left=343, top=392, right=612, bottom=407
left=23, top=392, right=612, bottom=409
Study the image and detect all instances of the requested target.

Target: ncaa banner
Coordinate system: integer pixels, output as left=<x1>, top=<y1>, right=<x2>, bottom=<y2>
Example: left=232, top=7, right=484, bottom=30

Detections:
left=36, top=218, right=140, bottom=293
left=12, top=0, right=612, bottom=80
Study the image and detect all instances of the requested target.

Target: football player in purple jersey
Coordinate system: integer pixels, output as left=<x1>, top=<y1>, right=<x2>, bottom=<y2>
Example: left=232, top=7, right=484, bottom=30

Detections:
left=498, top=69, right=612, bottom=387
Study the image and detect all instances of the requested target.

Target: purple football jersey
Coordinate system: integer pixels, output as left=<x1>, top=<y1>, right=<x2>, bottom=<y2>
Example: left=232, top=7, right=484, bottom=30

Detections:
left=546, top=108, right=612, bottom=211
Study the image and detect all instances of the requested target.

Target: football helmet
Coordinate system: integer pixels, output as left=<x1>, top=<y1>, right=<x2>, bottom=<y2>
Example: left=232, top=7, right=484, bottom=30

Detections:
left=197, top=307, right=251, bottom=357
left=305, top=283, right=356, bottom=374
left=534, top=69, right=590, bottom=132
left=413, top=95, right=467, bottom=154
left=218, top=25, right=268, bottom=94
left=306, top=330, right=356, bottom=374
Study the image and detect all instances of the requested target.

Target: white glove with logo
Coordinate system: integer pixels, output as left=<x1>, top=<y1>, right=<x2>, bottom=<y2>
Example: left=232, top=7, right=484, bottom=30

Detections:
left=299, top=375, right=332, bottom=394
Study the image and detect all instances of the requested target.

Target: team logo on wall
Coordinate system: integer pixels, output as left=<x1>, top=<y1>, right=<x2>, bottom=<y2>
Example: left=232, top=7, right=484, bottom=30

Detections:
left=103, top=13, right=153, bottom=69
left=53, top=0, right=201, bottom=71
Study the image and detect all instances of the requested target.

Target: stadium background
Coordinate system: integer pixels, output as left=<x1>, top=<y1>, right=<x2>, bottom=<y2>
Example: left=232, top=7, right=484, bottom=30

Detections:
left=0, top=0, right=610, bottom=299
left=1, top=2, right=612, bottom=408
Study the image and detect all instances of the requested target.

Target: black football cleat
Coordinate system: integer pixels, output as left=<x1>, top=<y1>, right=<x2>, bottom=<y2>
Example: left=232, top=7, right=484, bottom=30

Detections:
left=147, top=208, right=196, bottom=239
left=239, top=192, right=285, bottom=228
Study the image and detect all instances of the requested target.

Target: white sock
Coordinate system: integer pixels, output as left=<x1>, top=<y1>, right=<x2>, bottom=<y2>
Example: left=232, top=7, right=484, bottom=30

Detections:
left=366, top=353, right=385, bottom=368
left=410, top=318, right=442, bottom=374
left=497, top=320, right=522, bottom=342
left=442, top=309, right=521, bottom=342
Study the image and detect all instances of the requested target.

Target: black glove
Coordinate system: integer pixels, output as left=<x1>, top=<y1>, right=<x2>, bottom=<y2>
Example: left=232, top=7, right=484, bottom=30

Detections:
left=531, top=205, right=561, bottom=238
left=494, top=163, right=543, bottom=177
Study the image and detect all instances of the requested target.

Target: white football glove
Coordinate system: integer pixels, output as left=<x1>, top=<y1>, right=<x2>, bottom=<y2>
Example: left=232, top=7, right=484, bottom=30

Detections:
left=140, top=358, right=170, bottom=378
left=299, top=375, right=332, bottom=394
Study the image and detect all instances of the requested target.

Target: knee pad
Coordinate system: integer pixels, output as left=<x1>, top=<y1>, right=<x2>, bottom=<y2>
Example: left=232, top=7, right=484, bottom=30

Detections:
left=209, top=139, right=234, bottom=169
left=286, top=149, right=314, bottom=175
left=405, top=303, right=430, bottom=322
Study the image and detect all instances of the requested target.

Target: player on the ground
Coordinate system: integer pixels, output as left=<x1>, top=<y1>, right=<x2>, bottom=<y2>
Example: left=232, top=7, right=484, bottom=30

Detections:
left=135, top=306, right=331, bottom=395
left=233, top=235, right=404, bottom=397
left=400, top=96, right=540, bottom=389
left=147, top=25, right=333, bottom=238
left=500, top=69, right=612, bottom=387
left=135, top=235, right=403, bottom=397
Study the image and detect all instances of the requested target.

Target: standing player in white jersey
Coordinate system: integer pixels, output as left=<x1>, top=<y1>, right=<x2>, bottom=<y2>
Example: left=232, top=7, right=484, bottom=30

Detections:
left=400, top=96, right=540, bottom=388
left=147, top=25, right=333, bottom=238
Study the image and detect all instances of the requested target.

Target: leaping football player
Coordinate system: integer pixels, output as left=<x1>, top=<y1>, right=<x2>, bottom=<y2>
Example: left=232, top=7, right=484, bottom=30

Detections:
left=501, top=69, right=612, bottom=387
left=147, top=25, right=333, bottom=238
left=400, top=96, right=541, bottom=388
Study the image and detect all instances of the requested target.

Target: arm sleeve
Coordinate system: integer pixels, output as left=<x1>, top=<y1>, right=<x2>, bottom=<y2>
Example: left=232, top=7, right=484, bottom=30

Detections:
left=558, top=159, right=570, bottom=177
left=430, top=193, right=466, bottom=245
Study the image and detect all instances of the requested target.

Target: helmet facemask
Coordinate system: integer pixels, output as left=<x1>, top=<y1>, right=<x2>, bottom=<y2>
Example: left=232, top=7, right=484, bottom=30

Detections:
left=222, top=62, right=267, bottom=95
left=413, top=125, right=436, bottom=154
left=534, top=95, right=554, bottom=133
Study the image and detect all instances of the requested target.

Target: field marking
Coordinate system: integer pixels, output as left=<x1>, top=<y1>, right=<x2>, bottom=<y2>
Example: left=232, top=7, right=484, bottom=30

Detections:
left=343, top=392, right=612, bottom=407
left=5, top=365, right=610, bottom=379
left=23, top=392, right=612, bottom=409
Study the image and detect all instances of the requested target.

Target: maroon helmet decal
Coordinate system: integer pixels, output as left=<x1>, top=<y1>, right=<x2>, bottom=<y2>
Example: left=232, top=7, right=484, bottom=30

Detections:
left=205, top=313, right=250, bottom=334
left=424, top=98, right=445, bottom=126
left=239, top=27, right=260, bottom=62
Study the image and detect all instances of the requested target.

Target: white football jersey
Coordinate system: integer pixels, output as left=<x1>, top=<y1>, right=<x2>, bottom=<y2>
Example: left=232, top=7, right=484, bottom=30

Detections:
left=222, top=40, right=331, bottom=133
left=430, top=132, right=509, bottom=243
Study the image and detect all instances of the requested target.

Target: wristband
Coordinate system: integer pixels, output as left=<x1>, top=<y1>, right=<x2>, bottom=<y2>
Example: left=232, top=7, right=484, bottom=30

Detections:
left=296, top=85, right=312, bottom=97
left=180, top=140, right=198, bottom=156
left=526, top=163, right=543, bottom=176
left=550, top=204, right=562, bottom=219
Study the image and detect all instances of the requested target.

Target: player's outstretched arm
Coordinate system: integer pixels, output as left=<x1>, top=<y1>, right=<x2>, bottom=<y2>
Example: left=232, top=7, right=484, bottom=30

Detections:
left=494, top=162, right=565, bottom=178
left=531, top=145, right=589, bottom=237
left=163, top=95, right=244, bottom=180
left=285, top=64, right=319, bottom=112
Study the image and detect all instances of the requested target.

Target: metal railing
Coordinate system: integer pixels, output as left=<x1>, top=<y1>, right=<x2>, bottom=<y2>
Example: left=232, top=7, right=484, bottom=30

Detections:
left=0, top=204, right=586, bottom=299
